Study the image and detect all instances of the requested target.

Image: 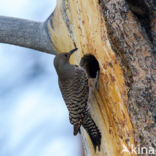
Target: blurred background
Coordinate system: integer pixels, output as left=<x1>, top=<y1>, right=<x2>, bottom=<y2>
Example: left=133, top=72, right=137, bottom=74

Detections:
left=0, top=0, right=81, bottom=156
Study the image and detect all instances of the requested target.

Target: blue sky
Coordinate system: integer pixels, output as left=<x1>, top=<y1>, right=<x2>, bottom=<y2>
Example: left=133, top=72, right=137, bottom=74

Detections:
left=0, top=0, right=81, bottom=156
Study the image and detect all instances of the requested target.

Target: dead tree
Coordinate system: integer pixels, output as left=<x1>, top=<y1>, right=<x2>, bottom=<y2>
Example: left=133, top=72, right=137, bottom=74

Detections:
left=0, top=0, right=155, bottom=155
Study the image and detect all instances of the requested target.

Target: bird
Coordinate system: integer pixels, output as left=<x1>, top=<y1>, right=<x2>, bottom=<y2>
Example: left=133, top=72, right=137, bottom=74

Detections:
left=54, top=48, right=101, bottom=151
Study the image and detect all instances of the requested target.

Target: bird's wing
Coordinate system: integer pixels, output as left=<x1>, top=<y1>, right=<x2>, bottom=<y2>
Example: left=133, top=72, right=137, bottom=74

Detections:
left=68, top=66, right=89, bottom=121
left=59, top=66, right=89, bottom=124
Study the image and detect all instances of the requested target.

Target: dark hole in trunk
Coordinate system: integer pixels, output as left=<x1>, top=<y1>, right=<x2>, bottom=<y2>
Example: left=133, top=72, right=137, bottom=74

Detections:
left=80, top=54, right=100, bottom=78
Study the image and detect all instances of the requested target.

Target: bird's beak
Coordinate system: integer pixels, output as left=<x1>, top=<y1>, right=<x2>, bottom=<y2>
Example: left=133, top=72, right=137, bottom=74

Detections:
left=69, top=48, right=78, bottom=55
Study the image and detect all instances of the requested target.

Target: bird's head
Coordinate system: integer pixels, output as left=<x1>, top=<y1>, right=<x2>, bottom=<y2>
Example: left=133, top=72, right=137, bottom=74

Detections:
left=54, top=48, right=78, bottom=72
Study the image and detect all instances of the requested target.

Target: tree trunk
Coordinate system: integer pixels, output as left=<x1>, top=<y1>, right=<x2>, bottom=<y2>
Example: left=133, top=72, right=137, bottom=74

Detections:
left=47, top=0, right=155, bottom=155
left=0, top=0, right=155, bottom=155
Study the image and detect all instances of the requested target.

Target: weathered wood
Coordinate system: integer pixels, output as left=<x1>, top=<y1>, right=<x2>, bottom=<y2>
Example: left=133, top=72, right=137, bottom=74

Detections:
left=0, top=16, right=57, bottom=54
left=47, top=0, right=139, bottom=155
left=0, top=0, right=155, bottom=155
left=99, top=0, right=155, bottom=151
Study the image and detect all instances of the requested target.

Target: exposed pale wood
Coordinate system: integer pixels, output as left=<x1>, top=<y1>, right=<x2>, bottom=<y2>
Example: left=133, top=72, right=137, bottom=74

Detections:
left=48, top=0, right=137, bottom=155
left=0, top=0, right=155, bottom=155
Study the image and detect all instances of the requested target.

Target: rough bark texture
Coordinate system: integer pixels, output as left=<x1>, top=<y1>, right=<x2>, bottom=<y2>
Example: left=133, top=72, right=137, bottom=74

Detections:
left=99, top=0, right=156, bottom=150
left=48, top=0, right=134, bottom=155
left=47, top=0, right=155, bottom=155
left=0, top=0, right=155, bottom=155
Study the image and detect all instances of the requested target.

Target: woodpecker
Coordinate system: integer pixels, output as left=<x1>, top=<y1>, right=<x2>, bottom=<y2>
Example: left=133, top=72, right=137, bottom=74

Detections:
left=54, top=48, right=101, bottom=151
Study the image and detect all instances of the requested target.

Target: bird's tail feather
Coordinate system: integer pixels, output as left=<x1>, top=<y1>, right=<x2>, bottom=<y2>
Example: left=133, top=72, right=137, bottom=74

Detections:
left=74, top=124, right=80, bottom=136
left=82, top=113, right=101, bottom=151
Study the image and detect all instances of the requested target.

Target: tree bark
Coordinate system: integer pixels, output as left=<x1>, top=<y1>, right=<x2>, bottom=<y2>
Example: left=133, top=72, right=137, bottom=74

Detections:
left=99, top=0, right=156, bottom=150
left=47, top=0, right=155, bottom=155
left=0, top=0, right=155, bottom=155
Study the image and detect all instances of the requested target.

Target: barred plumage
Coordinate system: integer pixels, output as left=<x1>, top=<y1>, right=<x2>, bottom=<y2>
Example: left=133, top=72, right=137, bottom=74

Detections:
left=54, top=48, right=101, bottom=151
left=59, top=66, right=89, bottom=126
left=83, top=113, right=101, bottom=151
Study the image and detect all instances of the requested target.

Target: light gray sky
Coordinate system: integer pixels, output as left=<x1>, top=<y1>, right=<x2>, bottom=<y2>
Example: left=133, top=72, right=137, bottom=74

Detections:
left=0, top=0, right=81, bottom=156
